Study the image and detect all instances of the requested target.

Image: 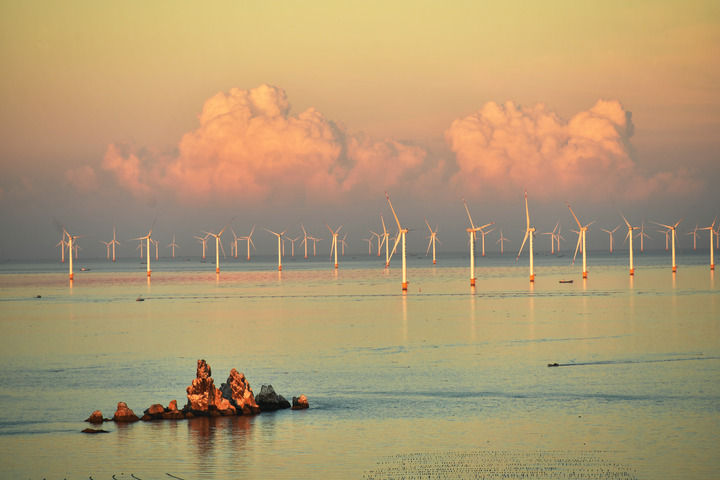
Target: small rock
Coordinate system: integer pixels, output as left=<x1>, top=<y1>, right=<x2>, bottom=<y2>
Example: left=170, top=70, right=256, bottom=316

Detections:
left=291, top=395, right=309, bottom=410
left=167, top=400, right=179, bottom=411
left=85, top=410, right=104, bottom=424
left=112, top=402, right=140, bottom=422
left=255, top=385, right=291, bottom=412
left=145, top=404, right=165, bottom=416
left=82, top=428, right=109, bottom=434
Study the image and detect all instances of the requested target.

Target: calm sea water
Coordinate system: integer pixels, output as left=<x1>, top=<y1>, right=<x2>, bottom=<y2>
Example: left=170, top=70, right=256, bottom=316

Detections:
left=0, top=250, right=718, bottom=479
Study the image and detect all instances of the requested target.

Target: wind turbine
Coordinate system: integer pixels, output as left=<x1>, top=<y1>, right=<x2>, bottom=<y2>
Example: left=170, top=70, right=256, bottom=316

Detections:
left=687, top=226, right=699, bottom=251
left=136, top=240, right=144, bottom=259
left=601, top=225, right=620, bottom=253
left=341, top=233, right=348, bottom=256
left=363, top=236, right=373, bottom=255
left=168, top=234, right=179, bottom=259
left=636, top=222, right=650, bottom=253
left=567, top=203, right=594, bottom=279
left=479, top=226, right=494, bottom=257
left=265, top=228, right=286, bottom=271
left=385, top=192, right=409, bottom=291
left=100, top=240, right=111, bottom=260
left=204, top=224, right=229, bottom=274
left=463, top=198, right=493, bottom=287
left=239, top=226, right=256, bottom=261
left=658, top=228, right=670, bottom=251
left=230, top=229, right=239, bottom=259
left=300, top=224, right=309, bottom=259
left=517, top=191, right=536, bottom=282
left=327, top=224, right=343, bottom=269
left=542, top=222, right=559, bottom=255
left=652, top=219, right=682, bottom=272
left=63, top=229, right=81, bottom=280
left=621, top=214, right=637, bottom=276
left=425, top=219, right=439, bottom=265
left=496, top=230, right=510, bottom=255
left=194, top=234, right=209, bottom=260
left=700, top=218, right=717, bottom=270
left=309, top=236, right=321, bottom=257
left=56, top=236, right=67, bottom=263
left=286, top=235, right=300, bottom=257
left=132, top=227, right=153, bottom=277
left=152, top=238, right=159, bottom=261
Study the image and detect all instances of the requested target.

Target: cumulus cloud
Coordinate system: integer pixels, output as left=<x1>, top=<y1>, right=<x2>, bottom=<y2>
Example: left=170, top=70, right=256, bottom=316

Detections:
left=445, top=99, right=701, bottom=201
left=102, top=84, right=426, bottom=205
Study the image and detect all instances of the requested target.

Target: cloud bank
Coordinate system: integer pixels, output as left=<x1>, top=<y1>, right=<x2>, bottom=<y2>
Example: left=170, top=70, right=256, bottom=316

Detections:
left=445, top=99, right=700, bottom=201
left=88, top=85, right=700, bottom=207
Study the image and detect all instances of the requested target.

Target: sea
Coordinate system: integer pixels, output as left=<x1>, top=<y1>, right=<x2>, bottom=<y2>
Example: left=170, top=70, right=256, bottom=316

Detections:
left=0, top=249, right=718, bottom=479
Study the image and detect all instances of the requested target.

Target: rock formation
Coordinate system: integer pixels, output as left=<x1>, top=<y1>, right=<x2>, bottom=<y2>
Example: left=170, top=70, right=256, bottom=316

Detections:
left=292, top=394, right=309, bottom=410
left=85, top=410, right=104, bottom=423
left=255, top=385, right=291, bottom=412
left=112, top=402, right=139, bottom=422
left=184, top=359, right=236, bottom=416
left=220, top=368, right=261, bottom=415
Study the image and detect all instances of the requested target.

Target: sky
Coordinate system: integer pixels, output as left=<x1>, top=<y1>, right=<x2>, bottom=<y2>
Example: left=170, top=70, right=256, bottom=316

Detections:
left=1, top=1, right=719, bottom=260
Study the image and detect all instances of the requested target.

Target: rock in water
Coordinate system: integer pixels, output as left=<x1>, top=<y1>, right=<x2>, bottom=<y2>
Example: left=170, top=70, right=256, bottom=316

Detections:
left=220, top=369, right=261, bottom=415
left=292, top=395, right=309, bottom=410
left=184, top=359, right=236, bottom=416
left=112, top=402, right=139, bottom=422
left=82, top=428, right=109, bottom=434
left=255, top=385, right=291, bottom=412
left=85, top=410, right=104, bottom=423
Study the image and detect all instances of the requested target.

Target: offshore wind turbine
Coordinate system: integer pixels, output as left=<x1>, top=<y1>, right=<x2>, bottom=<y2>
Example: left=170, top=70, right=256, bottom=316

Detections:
left=204, top=224, right=229, bottom=274
left=463, top=198, right=493, bottom=287
left=542, top=222, right=559, bottom=255
left=152, top=238, right=159, bottom=261
left=636, top=222, right=650, bottom=253
left=425, top=219, right=439, bottom=264
left=63, top=228, right=81, bottom=280
left=309, top=236, right=321, bottom=257
left=265, top=228, right=286, bottom=271
left=287, top=235, right=300, bottom=257
left=107, top=226, right=120, bottom=262
left=326, top=224, right=343, bottom=269
left=386, top=192, right=409, bottom=291
left=652, top=219, right=682, bottom=272
left=687, top=226, right=699, bottom=251
left=239, top=226, right=256, bottom=261
left=341, top=233, right=348, bottom=256
left=194, top=234, right=209, bottom=260
left=658, top=228, right=670, bottom=251
left=300, top=224, right=310, bottom=259
left=479, top=226, right=494, bottom=257
left=601, top=225, right=620, bottom=253
left=567, top=203, right=594, bottom=279
left=56, top=236, right=67, bottom=263
left=700, top=218, right=717, bottom=270
left=136, top=240, right=144, bottom=259
left=100, top=240, right=111, bottom=260
left=496, top=230, right=510, bottom=255
left=380, top=215, right=391, bottom=267
left=168, top=234, right=179, bottom=259
left=517, top=191, right=536, bottom=282
left=363, top=236, right=373, bottom=255
left=132, top=227, right=153, bottom=277
left=621, top=214, right=637, bottom=276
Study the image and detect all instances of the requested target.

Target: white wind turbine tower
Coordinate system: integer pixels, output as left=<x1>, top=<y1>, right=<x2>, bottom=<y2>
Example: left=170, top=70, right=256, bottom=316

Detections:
left=567, top=203, right=594, bottom=279
left=700, top=218, right=717, bottom=271
left=463, top=198, right=493, bottom=287
left=542, top=222, right=559, bottom=255
left=386, top=192, right=409, bottom=291
left=265, top=228, right=286, bottom=271
left=136, top=240, right=144, bottom=259
left=309, top=236, right=321, bottom=256
left=204, top=225, right=229, bottom=274
left=300, top=224, right=310, bottom=259
left=230, top=229, right=239, bottom=259
left=239, top=226, right=256, bottom=261
left=687, top=226, right=699, bottom=251
left=100, top=240, right=111, bottom=260
left=425, top=219, right=439, bottom=265
left=63, top=228, right=82, bottom=280
left=194, top=234, right=210, bottom=260
left=152, top=238, right=159, bottom=261
left=652, top=219, right=682, bottom=273
left=479, top=226, right=494, bottom=257
left=601, top=225, right=620, bottom=253
left=109, top=226, right=120, bottom=262
left=341, top=233, right=348, bottom=256
left=363, top=236, right=373, bottom=255
left=287, top=235, right=300, bottom=257
left=636, top=222, right=650, bottom=253
left=326, top=224, right=343, bottom=269
left=517, top=191, right=536, bottom=283
left=56, top=236, right=68, bottom=263
left=168, top=234, right=179, bottom=259
left=621, top=214, right=637, bottom=276
left=496, top=230, right=510, bottom=255
left=132, top=227, right=153, bottom=277
left=658, top=228, right=670, bottom=251
left=369, top=231, right=380, bottom=256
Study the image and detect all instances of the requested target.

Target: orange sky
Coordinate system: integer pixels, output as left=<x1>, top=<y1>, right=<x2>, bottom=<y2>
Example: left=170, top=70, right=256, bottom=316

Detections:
left=0, top=1, right=718, bottom=258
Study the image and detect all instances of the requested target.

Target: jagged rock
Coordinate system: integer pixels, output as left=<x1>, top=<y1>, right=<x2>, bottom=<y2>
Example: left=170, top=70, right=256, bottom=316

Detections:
left=162, top=410, right=185, bottom=420
left=220, top=369, right=261, bottom=415
left=112, top=402, right=139, bottom=422
left=82, top=428, right=109, bottom=434
left=255, top=385, right=291, bottom=412
left=167, top=399, right=179, bottom=411
left=185, top=359, right=236, bottom=416
left=292, top=394, right=309, bottom=410
left=85, top=410, right=104, bottom=423
left=146, top=404, right=165, bottom=415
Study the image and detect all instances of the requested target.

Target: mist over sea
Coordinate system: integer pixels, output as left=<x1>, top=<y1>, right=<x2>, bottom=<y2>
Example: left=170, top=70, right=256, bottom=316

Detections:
left=1, top=251, right=718, bottom=479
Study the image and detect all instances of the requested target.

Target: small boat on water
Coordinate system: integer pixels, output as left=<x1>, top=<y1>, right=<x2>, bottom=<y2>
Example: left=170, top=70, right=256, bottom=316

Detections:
left=559, top=279, right=573, bottom=284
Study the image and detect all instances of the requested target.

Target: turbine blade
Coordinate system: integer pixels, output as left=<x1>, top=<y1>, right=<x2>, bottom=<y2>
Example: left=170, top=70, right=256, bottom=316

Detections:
left=567, top=203, right=582, bottom=228
left=517, top=231, right=529, bottom=259
left=572, top=233, right=582, bottom=264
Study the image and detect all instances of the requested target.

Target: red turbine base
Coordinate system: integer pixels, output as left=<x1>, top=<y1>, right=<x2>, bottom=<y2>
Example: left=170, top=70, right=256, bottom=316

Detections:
left=402, top=282, right=408, bottom=291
